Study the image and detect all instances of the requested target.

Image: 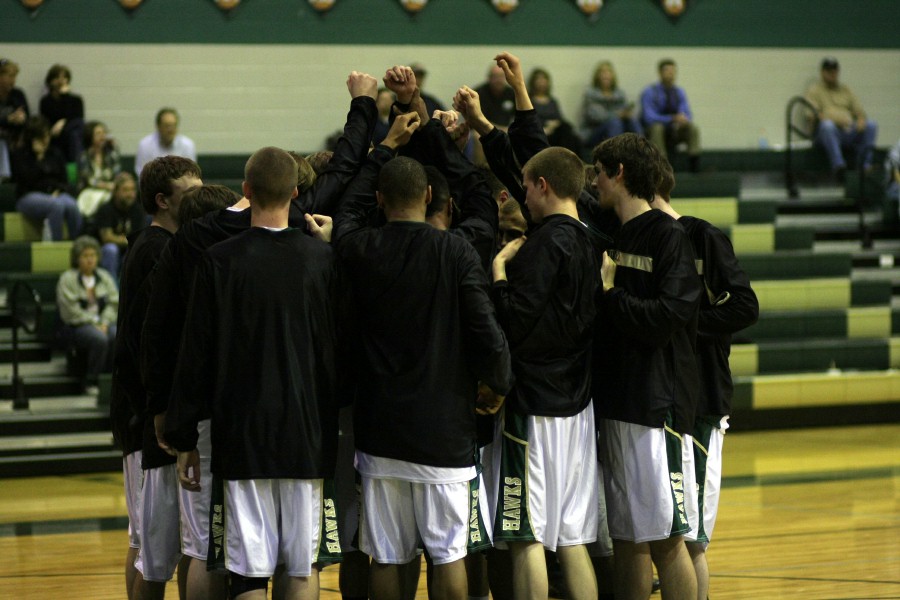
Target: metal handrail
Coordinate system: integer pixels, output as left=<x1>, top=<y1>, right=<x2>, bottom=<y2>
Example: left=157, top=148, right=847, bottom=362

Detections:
left=785, top=95, right=818, bottom=199
left=9, top=280, right=42, bottom=409
left=856, top=142, right=876, bottom=249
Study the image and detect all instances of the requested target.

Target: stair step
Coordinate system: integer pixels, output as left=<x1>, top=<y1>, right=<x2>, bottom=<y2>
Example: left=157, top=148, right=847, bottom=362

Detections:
left=0, top=431, right=113, bottom=456
left=0, top=374, right=85, bottom=398
left=0, top=341, right=53, bottom=362
left=0, top=449, right=121, bottom=477
left=0, top=409, right=109, bottom=436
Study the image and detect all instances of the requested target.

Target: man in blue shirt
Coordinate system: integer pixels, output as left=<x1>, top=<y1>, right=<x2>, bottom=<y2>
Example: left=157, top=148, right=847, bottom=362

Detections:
left=641, top=59, right=701, bottom=172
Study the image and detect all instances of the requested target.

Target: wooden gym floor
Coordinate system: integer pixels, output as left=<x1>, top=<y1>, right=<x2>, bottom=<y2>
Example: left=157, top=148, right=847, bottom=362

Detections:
left=1, top=423, right=898, bottom=599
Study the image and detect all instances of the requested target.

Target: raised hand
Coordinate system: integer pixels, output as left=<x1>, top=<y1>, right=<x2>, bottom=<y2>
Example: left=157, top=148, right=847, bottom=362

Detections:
left=494, top=51, right=525, bottom=90
left=305, top=213, right=333, bottom=243
left=453, top=86, right=493, bottom=136
left=383, top=65, right=417, bottom=104
left=382, top=111, right=422, bottom=150
left=346, top=71, right=379, bottom=100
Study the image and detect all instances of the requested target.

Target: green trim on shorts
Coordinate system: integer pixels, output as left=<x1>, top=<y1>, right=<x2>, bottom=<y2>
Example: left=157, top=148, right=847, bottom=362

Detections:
left=207, top=474, right=226, bottom=572
left=467, top=475, right=492, bottom=554
left=493, top=411, right=536, bottom=544
left=691, top=418, right=718, bottom=544
left=664, top=416, right=691, bottom=538
left=317, top=479, right=343, bottom=565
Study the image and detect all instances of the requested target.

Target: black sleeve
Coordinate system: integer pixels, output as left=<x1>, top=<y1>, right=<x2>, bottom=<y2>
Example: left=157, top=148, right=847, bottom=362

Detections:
left=332, top=144, right=395, bottom=246
left=507, top=109, right=550, bottom=167
left=93, top=203, right=115, bottom=231
left=698, top=226, right=759, bottom=335
left=297, top=96, right=377, bottom=217
left=601, top=226, right=702, bottom=347
left=479, top=127, right=525, bottom=202
left=490, top=231, right=564, bottom=345
left=164, top=256, right=216, bottom=452
left=458, top=244, right=514, bottom=395
left=141, top=239, right=185, bottom=417
left=416, top=119, right=498, bottom=259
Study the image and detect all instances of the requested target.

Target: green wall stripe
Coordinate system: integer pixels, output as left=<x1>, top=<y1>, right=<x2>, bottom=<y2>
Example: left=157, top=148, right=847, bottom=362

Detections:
left=3, top=1, right=897, bottom=47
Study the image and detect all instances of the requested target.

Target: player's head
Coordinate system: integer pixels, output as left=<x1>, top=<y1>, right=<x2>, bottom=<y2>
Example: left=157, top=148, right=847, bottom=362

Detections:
left=522, top=146, right=585, bottom=202
left=377, top=156, right=429, bottom=212
left=287, top=151, right=317, bottom=194
left=591, top=133, right=661, bottom=203
left=498, top=198, right=527, bottom=250
left=244, top=146, right=298, bottom=209
left=477, top=166, right=512, bottom=206
left=656, top=156, right=675, bottom=202
left=424, top=166, right=453, bottom=222
left=139, top=155, right=202, bottom=215
left=177, top=184, right=240, bottom=226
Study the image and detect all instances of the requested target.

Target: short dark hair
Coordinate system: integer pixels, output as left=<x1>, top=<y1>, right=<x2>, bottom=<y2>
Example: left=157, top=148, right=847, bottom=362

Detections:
left=287, top=151, right=317, bottom=194
left=378, top=156, right=428, bottom=210
left=244, top=146, right=297, bottom=209
left=522, top=147, right=585, bottom=201
left=305, top=151, right=333, bottom=177
left=155, top=108, right=178, bottom=127
left=657, top=157, right=676, bottom=202
left=177, top=184, right=239, bottom=226
left=44, top=64, right=71, bottom=87
left=424, top=166, right=450, bottom=218
left=477, top=166, right=509, bottom=202
left=139, top=156, right=202, bottom=215
left=592, top=133, right=661, bottom=203
left=583, top=164, right=599, bottom=200
left=23, top=115, right=51, bottom=143
left=658, top=58, right=676, bottom=72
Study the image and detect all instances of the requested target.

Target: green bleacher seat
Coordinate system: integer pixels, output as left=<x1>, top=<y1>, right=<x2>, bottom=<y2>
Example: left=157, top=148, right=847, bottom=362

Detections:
left=742, top=307, right=891, bottom=342
left=0, top=183, right=16, bottom=213
left=732, top=370, right=900, bottom=411
left=732, top=338, right=892, bottom=376
left=739, top=252, right=851, bottom=280
left=1, top=212, right=41, bottom=242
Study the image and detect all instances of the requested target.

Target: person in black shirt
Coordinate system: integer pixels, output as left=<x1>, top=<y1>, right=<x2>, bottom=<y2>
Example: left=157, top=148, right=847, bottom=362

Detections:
left=333, top=112, right=513, bottom=600
left=490, top=145, right=600, bottom=600
left=167, top=147, right=339, bottom=600
left=592, top=133, right=701, bottom=600
left=652, top=159, right=758, bottom=600
left=0, top=57, right=28, bottom=179
left=39, top=64, right=85, bottom=162
left=94, top=172, right=146, bottom=277
left=109, top=155, right=201, bottom=600
left=10, top=116, right=82, bottom=240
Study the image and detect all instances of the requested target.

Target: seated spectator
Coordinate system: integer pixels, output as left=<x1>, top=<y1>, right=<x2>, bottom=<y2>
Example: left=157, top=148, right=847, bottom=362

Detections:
left=373, top=87, right=394, bottom=146
left=528, top=67, right=583, bottom=157
left=76, top=121, right=122, bottom=217
left=580, top=61, right=641, bottom=148
left=134, top=107, right=197, bottom=177
left=40, top=64, right=85, bottom=163
left=94, top=172, right=146, bottom=277
left=805, top=57, right=878, bottom=182
left=474, top=63, right=516, bottom=128
left=641, top=58, right=701, bottom=171
left=410, top=62, right=445, bottom=117
left=11, top=116, right=82, bottom=240
left=0, top=57, right=29, bottom=179
left=886, top=138, right=900, bottom=216
left=57, top=235, right=118, bottom=390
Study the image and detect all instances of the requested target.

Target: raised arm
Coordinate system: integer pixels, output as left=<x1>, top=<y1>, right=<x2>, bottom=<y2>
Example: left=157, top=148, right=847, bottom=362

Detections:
left=332, top=112, right=420, bottom=245
left=297, top=71, right=379, bottom=216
